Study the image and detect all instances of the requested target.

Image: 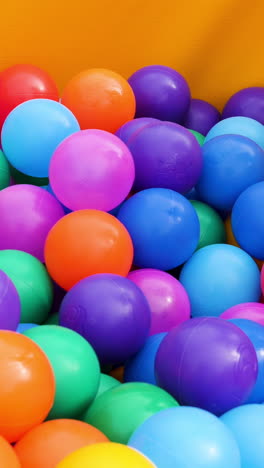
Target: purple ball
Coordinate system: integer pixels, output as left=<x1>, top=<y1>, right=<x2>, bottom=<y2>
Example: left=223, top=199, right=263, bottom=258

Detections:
left=115, top=118, right=158, bottom=144
left=126, top=122, right=202, bottom=193
left=222, top=87, right=264, bottom=124
left=128, top=65, right=191, bottom=123
left=155, top=317, right=258, bottom=415
left=0, top=184, right=64, bottom=262
left=183, top=98, right=221, bottom=135
left=0, top=270, right=20, bottom=330
left=59, top=273, right=151, bottom=366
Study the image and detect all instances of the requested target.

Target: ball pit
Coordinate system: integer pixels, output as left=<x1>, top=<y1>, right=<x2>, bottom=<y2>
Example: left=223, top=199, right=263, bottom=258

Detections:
left=222, top=86, right=264, bottom=124
left=220, top=302, right=264, bottom=325
left=0, top=436, right=20, bottom=467
left=204, top=116, right=264, bottom=149
left=0, top=270, right=20, bottom=330
left=83, top=382, right=178, bottom=443
left=115, top=117, right=157, bottom=143
left=14, top=419, right=108, bottom=468
left=59, top=274, right=151, bottom=366
left=45, top=209, right=133, bottom=290
left=155, top=317, right=258, bottom=415
left=183, top=98, right=221, bottom=135
left=190, top=200, right=226, bottom=249
left=128, top=269, right=190, bottom=334
left=0, top=150, right=10, bottom=190
left=49, top=129, right=135, bottom=212
left=189, top=129, right=205, bottom=145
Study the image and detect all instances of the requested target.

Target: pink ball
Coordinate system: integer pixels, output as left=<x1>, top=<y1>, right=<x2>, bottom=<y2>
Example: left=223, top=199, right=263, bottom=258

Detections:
left=220, top=302, right=264, bottom=325
left=49, top=129, right=135, bottom=212
left=128, top=268, right=191, bottom=335
left=0, top=184, right=64, bottom=261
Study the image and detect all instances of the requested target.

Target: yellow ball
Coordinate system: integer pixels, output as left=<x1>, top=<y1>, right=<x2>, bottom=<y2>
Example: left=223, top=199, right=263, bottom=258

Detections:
left=55, top=442, right=156, bottom=468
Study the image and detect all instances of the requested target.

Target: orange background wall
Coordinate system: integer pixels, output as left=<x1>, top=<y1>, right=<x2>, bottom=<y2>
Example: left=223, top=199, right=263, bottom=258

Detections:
left=1, top=0, right=263, bottom=109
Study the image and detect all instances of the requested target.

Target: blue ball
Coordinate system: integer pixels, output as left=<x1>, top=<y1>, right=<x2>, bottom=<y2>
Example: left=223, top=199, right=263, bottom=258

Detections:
left=129, top=406, right=241, bottom=468
left=44, top=184, right=72, bottom=214
left=124, top=332, right=166, bottom=385
left=184, top=186, right=201, bottom=201
left=180, top=244, right=260, bottom=317
left=221, top=404, right=264, bottom=468
left=196, top=135, right=264, bottom=211
left=17, top=323, right=38, bottom=333
left=1, top=99, right=80, bottom=177
left=204, top=116, right=264, bottom=149
left=229, top=319, right=264, bottom=403
left=118, top=188, right=200, bottom=270
left=232, top=181, right=264, bottom=260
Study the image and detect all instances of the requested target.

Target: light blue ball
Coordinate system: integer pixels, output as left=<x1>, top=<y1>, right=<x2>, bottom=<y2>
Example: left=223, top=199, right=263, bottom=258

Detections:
left=17, top=323, right=38, bottom=333
left=129, top=406, right=241, bottom=468
left=1, top=99, right=80, bottom=177
left=196, top=134, right=264, bottom=211
left=229, top=318, right=264, bottom=403
left=124, top=332, right=166, bottom=385
left=117, top=188, right=200, bottom=270
left=204, top=116, right=264, bottom=149
left=180, top=244, right=261, bottom=317
left=221, top=404, right=264, bottom=468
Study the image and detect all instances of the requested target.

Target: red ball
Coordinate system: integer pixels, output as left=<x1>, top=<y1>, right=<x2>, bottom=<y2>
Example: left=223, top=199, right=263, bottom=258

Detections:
left=0, top=64, right=59, bottom=131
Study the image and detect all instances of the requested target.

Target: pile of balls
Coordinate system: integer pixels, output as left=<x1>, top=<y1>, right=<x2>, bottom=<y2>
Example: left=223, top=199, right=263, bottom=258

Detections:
left=0, top=63, right=264, bottom=467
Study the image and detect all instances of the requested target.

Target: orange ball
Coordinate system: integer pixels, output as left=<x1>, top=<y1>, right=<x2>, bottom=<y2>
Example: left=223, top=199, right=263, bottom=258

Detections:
left=45, top=210, right=134, bottom=290
left=0, top=436, right=20, bottom=467
left=61, top=68, right=136, bottom=133
left=15, top=419, right=108, bottom=468
left=0, top=331, right=55, bottom=443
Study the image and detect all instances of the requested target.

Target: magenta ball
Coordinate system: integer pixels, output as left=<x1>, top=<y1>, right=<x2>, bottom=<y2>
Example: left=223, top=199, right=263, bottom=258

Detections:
left=220, top=302, right=264, bottom=326
left=49, top=129, right=135, bottom=212
left=115, top=118, right=158, bottom=144
left=183, top=98, right=221, bottom=135
left=128, top=269, right=191, bottom=335
left=0, top=184, right=64, bottom=262
left=0, top=270, right=21, bottom=330
left=222, top=87, right=264, bottom=125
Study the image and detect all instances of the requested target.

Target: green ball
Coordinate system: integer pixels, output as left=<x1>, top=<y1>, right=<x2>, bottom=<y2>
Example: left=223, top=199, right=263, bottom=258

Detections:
left=83, top=382, right=178, bottom=444
left=24, top=325, right=100, bottom=420
left=190, top=200, right=226, bottom=249
left=45, top=312, right=59, bottom=325
left=189, top=129, right=205, bottom=145
left=97, top=373, right=121, bottom=398
left=0, top=250, right=53, bottom=323
left=0, top=151, right=10, bottom=189
left=10, top=165, right=49, bottom=186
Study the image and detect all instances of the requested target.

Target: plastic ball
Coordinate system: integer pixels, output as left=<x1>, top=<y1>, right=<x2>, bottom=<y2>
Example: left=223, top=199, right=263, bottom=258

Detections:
left=0, top=250, right=53, bottom=323
left=183, top=98, right=221, bottom=135
left=56, top=442, right=156, bottom=468
left=189, top=129, right=205, bottom=145
left=2, top=99, right=80, bottom=177
left=221, top=404, right=264, bottom=468
left=24, top=325, right=100, bottom=419
left=0, top=331, right=55, bottom=442
left=0, top=64, right=59, bottom=131
left=128, top=269, right=190, bottom=334
left=124, top=332, right=166, bottom=385
left=95, top=373, right=121, bottom=398
left=0, top=185, right=64, bottom=262
left=220, top=302, right=264, bottom=325
left=118, top=188, right=200, bottom=270
left=204, top=116, right=264, bottom=149
left=61, top=68, right=135, bottom=132
left=128, top=65, right=190, bottom=123
left=83, top=382, right=178, bottom=444
left=17, top=323, right=38, bottom=333
left=45, top=313, right=59, bottom=325
left=126, top=121, right=202, bottom=193
left=116, top=117, right=158, bottom=143
left=0, top=270, right=20, bottom=330
left=49, top=129, right=135, bottom=212
left=190, top=200, right=226, bottom=249
left=180, top=244, right=261, bottom=317
left=0, top=150, right=10, bottom=190
left=129, top=406, right=241, bottom=468
left=14, top=419, right=108, bottom=468
left=229, top=319, right=264, bottom=403
left=45, top=209, right=133, bottom=290
left=196, top=135, right=264, bottom=211
left=0, top=436, right=20, bottom=467
left=59, top=274, right=151, bottom=366
left=155, top=317, right=258, bottom=415
left=232, top=181, right=264, bottom=260
left=222, top=87, right=264, bottom=124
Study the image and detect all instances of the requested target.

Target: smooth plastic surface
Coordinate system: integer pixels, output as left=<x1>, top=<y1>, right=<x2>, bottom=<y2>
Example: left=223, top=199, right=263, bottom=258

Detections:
left=83, top=382, right=178, bottom=444
left=59, top=274, right=151, bottom=366
left=0, top=150, right=10, bottom=190
left=118, top=188, right=200, bottom=270
left=183, top=98, right=221, bottom=135
left=222, top=87, right=264, bottom=124
left=180, top=244, right=261, bottom=317
left=221, top=302, right=264, bottom=326
left=129, top=406, right=241, bottom=468
left=190, top=200, right=226, bottom=249
left=0, top=270, right=20, bottom=330
left=204, top=116, right=264, bottom=149
left=155, top=317, right=258, bottom=415
left=0, top=436, right=20, bottom=468
left=115, top=117, right=157, bottom=143
left=45, top=210, right=133, bottom=291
